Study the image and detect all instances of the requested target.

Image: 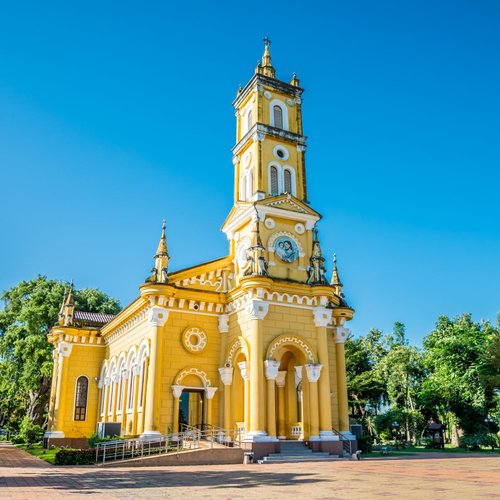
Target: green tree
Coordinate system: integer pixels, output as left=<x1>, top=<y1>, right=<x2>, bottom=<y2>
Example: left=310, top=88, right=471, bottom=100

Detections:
left=345, top=329, right=388, bottom=423
left=377, top=323, right=425, bottom=441
left=0, top=276, right=120, bottom=429
left=421, top=313, right=498, bottom=438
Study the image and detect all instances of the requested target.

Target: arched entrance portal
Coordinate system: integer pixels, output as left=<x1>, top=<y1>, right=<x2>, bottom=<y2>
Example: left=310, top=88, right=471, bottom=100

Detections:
left=171, top=368, right=217, bottom=432
left=267, top=336, right=316, bottom=441
left=275, top=349, right=307, bottom=440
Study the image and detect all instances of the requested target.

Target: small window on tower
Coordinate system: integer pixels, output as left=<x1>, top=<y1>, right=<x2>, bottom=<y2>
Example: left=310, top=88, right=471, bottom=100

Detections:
left=284, top=169, right=292, bottom=193
left=247, top=109, right=253, bottom=131
left=270, top=166, right=279, bottom=195
left=273, top=105, right=283, bottom=129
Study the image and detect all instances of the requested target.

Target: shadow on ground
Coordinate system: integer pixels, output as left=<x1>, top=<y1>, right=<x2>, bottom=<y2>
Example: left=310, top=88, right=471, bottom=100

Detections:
left=2, top=468, right=325, bottom=492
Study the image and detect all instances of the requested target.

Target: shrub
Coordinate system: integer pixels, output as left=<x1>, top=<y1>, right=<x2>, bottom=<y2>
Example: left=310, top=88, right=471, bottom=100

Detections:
left=87, top=432, right=122, bottom=449
left=358, top=435, right=373, bottom=453
left=55, top=449, right=96, bottom=465
left=18, top=417, right=44, bottom=444
left=10, top=434, right=25, bottom=444
left=460, top=432, right=497, bottom=451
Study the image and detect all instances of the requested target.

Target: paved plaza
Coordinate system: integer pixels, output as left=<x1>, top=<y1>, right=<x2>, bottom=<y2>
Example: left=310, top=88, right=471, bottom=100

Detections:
left=0, top=443, right=499, bottom=499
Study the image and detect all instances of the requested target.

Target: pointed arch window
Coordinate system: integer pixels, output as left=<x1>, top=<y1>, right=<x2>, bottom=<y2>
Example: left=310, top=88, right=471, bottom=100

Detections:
left=284, top=169, right=292, bottom=193
left=270, top=166, right=279, bottom=195
left=74, top=376, right=88, bottom=421
left=273, top=105, right=283, bottom=129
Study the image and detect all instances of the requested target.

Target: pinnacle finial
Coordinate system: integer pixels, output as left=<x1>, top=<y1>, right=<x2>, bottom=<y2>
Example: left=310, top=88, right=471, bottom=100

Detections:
left=290, top=72, right=300, bottom=87
left=260, top=36, right=275, bottom=78
left=155, top=219, right=169, bottom=258
left=331, top=253, right=343, bottom=287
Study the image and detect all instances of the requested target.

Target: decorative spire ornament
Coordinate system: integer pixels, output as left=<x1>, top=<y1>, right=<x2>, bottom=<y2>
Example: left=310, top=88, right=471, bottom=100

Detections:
left=260, top=37, right=276, bottom=78
left=306, top=227, right=328, bottom=285
left=146, top=219, right=170, bottom=284
left=290, top=72, right=300, bottom=87
left=330, top=253, right=344, bottom=297
left=244, top=209, right=268, bottom=277
left=59, top=281, right=75, bottom=326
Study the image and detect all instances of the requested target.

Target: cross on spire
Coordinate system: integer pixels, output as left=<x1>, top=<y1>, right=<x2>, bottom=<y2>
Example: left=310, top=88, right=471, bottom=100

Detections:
left=263, top=36, right=271, bottom=48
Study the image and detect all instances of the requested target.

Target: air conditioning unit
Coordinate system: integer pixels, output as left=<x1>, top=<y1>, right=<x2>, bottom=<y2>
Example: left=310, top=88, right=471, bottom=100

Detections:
left=97, top=421, right=122, bottom=438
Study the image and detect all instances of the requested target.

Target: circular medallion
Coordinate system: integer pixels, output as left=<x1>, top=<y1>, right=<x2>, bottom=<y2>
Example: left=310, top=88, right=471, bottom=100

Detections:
left=264, top=217, right=276, bottom=229
left=182, top=327, right=208, bottom=354
left=264, top=91, right=272, bottom=99
left=294, top=223, right=305, bottom=234
left=274, top=236, right=300, bottom=263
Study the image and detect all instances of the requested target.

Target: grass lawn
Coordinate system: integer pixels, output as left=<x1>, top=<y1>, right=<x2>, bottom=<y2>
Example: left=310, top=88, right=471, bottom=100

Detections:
left=16, top=444, right=60, bottom=465
left=366, top=444, right=500, bottom=457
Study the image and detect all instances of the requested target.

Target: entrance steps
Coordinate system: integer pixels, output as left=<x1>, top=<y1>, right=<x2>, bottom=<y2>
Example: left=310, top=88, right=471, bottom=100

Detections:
left=261, top=440, right=347, bottom=464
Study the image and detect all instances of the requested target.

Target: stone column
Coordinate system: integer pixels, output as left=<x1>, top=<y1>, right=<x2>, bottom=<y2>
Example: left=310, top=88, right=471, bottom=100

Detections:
left=47, top=342, right=72, bottom=439
left=171, top=385, right=183, bottom=434
left=245, top=298, right=269, bottom=439
left=313, top=307, right=335, bottom=438
left=334, top=326, right=350, bottom=433
left=275, top=371, right=287, bottom=439
left=142, top=306, right=169, bottom=439
left=218, top=314, right=230, bottom=426
left=218, top=366, right=233, bottom=431
left=264, top=360, right=280, bottom=438
left=305, top=363, right=322, bottom=440
left=238, top=361, right=250, bottom=432
left=205, top=387, right=218, bottom=426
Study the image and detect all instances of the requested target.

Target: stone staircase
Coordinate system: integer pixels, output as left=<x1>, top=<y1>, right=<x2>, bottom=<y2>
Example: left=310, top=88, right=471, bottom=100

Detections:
left=260, top=441, right=346, bottom=464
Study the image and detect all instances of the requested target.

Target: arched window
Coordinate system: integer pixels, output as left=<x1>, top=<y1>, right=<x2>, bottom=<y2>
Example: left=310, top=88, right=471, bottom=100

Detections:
left=74, top=376, right=88, bottom=421
left=247, top=168, right=253, bottom=200
left=117, top=369, right=125, bottom=413
left=127, top=366, right=135, bottom=410
left=273, top=105, right=283, bottom=129
left=138, top=358, right=146, bottom=408
left=270, top=166, right=279, bottom=195
left=247, top=109, right=253, bottom=131
left=284, top=169, right=292, bottom=193
left=108, top=377, right=115, bottom=414
left=241, top=175, right=247, bottom=201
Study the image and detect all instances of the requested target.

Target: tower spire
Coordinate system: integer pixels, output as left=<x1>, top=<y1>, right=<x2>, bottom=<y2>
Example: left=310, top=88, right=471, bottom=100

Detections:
left=261, top=37, right=276, bottom=78
left=58, top=281, right=75, bottom=326
left=306, top=228, right=328, bottom=285
left=243, top=209, right=268, bottom=277
left=146, top=219, right=170, bottom=284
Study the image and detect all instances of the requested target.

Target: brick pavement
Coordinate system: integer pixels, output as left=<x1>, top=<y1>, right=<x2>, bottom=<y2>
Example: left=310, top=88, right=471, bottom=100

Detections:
left=0, top=442, right=499, bottom=499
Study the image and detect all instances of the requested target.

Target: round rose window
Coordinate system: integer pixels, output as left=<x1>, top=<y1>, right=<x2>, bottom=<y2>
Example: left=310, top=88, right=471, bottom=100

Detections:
left=182, top=327, right=208, bottom=354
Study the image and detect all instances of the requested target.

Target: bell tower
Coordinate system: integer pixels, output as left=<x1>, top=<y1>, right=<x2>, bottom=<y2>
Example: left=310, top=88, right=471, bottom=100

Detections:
left=223, top=39, right=325, bottom=284
left=231, top=38, right=308, bottom=205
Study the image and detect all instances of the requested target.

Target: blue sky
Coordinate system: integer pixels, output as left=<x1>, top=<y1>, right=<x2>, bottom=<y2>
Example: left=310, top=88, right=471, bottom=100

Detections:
left=0, top=1, right=499, bottom=344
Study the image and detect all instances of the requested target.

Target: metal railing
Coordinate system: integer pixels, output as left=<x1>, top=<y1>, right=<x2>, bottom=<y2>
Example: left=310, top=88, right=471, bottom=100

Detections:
left=95, top=424, right=241, bottom=464
left=331, top=427, right=353, bottom=455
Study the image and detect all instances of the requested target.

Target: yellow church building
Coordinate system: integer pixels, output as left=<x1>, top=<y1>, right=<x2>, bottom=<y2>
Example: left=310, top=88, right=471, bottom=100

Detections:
left=45, top=41, right=356, bottom=459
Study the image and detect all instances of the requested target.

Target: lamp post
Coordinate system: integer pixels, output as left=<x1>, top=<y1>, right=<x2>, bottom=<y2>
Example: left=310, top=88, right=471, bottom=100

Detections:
left=393, top=421, right=400, bottom=450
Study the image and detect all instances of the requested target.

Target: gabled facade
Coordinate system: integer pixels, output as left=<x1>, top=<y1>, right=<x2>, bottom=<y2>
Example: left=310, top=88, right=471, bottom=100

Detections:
left=45, top=41, right=356, bottom=458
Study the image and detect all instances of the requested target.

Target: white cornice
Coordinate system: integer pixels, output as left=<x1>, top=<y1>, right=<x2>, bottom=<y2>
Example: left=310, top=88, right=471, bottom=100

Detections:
left=223, top=203, right=320, bottom=239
